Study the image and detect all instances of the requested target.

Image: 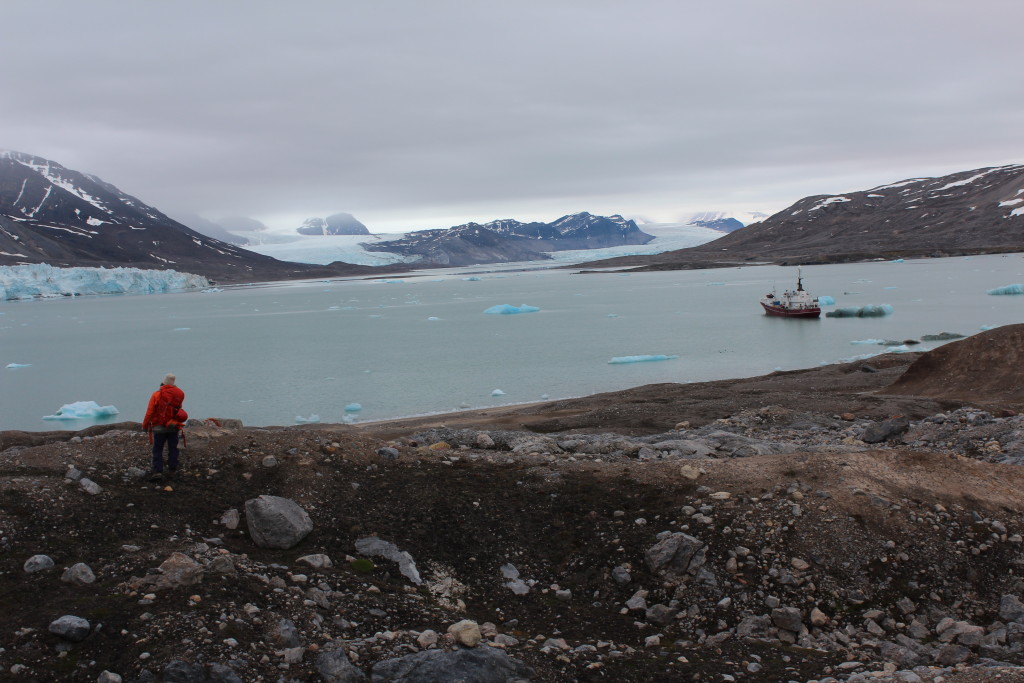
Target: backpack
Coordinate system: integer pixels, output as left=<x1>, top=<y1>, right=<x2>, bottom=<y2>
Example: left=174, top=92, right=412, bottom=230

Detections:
left=166, top=408, right=189, bottom=430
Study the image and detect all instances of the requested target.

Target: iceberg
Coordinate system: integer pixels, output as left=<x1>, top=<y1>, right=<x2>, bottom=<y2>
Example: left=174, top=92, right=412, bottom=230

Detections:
left=295, top=415, right=321, bottom=424
left=608, top=354, right=679, bottom=364
left=817, top=295, right=835, bottom=306
left=825, top=304, right=894, bottom=318
left=42, top=401, right=119, bottom=421
left=0, top=264, right=209, bottom=301
left=6, top=362, right=32, bottom=368
left=344, top=403, right=362, bottom=412
left=491, top=389, right=506, bottom=396
left=483, top=304, right=540, bottom=315
left=987, top=283, right=1024, bottom=295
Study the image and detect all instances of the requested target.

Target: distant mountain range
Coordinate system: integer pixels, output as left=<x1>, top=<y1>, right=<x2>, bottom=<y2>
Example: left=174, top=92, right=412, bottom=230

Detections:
left=579, top=164, right=1024, bottom=270
left=685, top=210, right=769, bottom=233
left=0, top=151, right=381, bottom=282
left=366, top=213, right=654, bottom=266
left=297, top=213, right=369, bottom=236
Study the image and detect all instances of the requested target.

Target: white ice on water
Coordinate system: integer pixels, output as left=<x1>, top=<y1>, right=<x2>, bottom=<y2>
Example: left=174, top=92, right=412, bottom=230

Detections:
left=0, top=264, right=209, bottom=301
left=987, top=284, right=1024, bottom=295
left=483, top=304, right=540, bottom=315
left=42, top=401, right=119, bottom=421
left=6, top=362, right=31, bottom=368
left=344, top=403, right=362, bottom=412
left=608, top=355, right=679, bottom=364
left=295, top=415, right=321, bottom=424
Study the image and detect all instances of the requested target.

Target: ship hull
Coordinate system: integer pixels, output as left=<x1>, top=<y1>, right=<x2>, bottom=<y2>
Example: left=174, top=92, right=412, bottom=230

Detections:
left=760, top=302, right=821, bottom=318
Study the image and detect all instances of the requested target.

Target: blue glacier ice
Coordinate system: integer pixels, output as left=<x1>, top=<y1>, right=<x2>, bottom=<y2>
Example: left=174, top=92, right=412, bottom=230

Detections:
left=987, top=283, right=1024, bottom=295
left=608, top=354, right=679, bottom=364
left=0, top=264, right=209, bottom=301
left=295, top=414, right=321, bottom=424
left=483, top=304, right=540, bottom=315
left=344, top=403, right=362, bottom=412
left=825, top=304, right=894, bottom=318
left=42, top=401, right=119, bottom=421
left=6, top=362, right=32, bottom=368
left=817, top=295, right=835, bottom=306
left=491, top=389, right=506, bottom=396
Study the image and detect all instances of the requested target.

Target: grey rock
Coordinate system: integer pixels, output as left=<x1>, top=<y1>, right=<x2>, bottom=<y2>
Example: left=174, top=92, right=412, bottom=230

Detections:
left=644, top=532, right=707, bottom=581
left=220, top=509, right=240, bottom=530
left=97, top=672, right=123, bottom=683
left=208, top=663, right=244, bottom=683
left=645, top=604, right=679, bottom=625
left=370, top=646, right=535, bottom=682
left=65, top=466, right=83, bottom=481
left=736, top=615, right=772, bottom=638
left=271, top=618, right=303, bottom=648
left=61, top=562, right=96, bottom=585
left=315, top=648, right=368, bottom=682
left=79, top=477, right=103, bottom=495
left=244, top=495, right=313, bottom=549
left=1000, top=594, right=1024, bottom=624
left=376, top=447, right=400, bottom=460
left=48, top=615, right=90, bottom=642
left=298, top=553, right=333, bottom=569
left=354, top=537, right=421, bottom=584
left=933, top=643, right=971, bottom=665
left=24, top=554, right=55, bottom=573
left=161, top=660, right=206, bottom=683
left=861, top=417, right=910, bottom=444
left=611, top=565, right=632, bottom=585
left=771, top=606, right=804, bottom=633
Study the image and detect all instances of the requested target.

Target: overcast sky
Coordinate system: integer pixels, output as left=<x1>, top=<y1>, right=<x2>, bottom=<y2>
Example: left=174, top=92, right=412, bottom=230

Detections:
left=3, top=1, right=1023, bottom=233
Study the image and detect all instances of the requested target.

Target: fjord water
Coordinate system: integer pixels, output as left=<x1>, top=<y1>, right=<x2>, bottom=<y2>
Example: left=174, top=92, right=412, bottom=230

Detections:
left=2, top=255, right=1022, bottom=432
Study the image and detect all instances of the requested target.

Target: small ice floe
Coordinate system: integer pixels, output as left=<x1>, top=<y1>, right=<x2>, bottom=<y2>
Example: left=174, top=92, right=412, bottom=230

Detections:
left=608, top=354, right=679, bottom=364
left=705, top=282, right=725, bottom=286
left=344, top=403, right=362, bottom=413
left=295, top=415, right=321, bottom=424
left=987, top=283, right=1024, bottom=296
left=201, top=288, right=224, bottom=293
left=462, top=276, right=481, bottom=281
left=483, top=304, right=540, bottom=315
left=427, top=316, right=440, bottom=321
left=491, top=389, right=506, bottom=396
left=328, top=306, right=341, bottom=310
left=817, top=295, right=835, bottom=306
left=43, top=401, right=119, bottom=421
left=891, top=259, right=905, bottom=263
left=607, top=313, right=619, bottom=318
left=850, top=339, right=886, bottom=345
left=825, top=304, right=893, bottom=318
left=6, top=362, right=31, bottom=368
left=540, top=393, right=550, bottom=400
left=173, top=327, right=191, bottom=332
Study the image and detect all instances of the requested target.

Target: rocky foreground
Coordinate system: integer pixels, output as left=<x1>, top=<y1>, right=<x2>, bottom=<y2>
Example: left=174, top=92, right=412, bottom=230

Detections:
left=4, top=328, right=1024, bottom=682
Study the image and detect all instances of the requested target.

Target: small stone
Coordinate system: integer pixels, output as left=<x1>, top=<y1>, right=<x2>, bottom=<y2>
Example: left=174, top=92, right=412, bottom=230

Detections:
left=61, top=563, right=96, bottom=585
left=417, top=629, right=439, bottom=648
left=220, top=509, right=240, bottom=530
left=97, top=671, right=123, bottom=683
left=297, top=553, right=333, bottom=569
left=24, top=554, right=55, bottom=573
left=791, top=557, right=810, bottom=571
left=79, top=478, right=103, bottom=495
left=376, top=447, right=400, bottom=460
left=48, top=615, right=91, bottom=642
left=447, top=619, right=482, bottom=647
left=262, top=455, right=278, bottom=467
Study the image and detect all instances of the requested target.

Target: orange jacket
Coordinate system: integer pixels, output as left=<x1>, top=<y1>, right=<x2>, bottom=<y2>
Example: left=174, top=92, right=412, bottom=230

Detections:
left=142, top=384, right=185, bottom=430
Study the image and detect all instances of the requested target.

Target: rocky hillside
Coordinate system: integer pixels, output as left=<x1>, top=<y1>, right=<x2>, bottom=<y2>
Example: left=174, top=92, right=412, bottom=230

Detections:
left=580, top=164, right=1024, bottom=271
left=368, top=213, right=654, bottom=266
left=0, top=151, right=384, bottom=282
left=5, top=328, right=1024, bottom=681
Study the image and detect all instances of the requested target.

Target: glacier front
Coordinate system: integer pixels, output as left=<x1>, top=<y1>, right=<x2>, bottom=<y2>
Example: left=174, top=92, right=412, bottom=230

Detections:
left=0, top=264, right=210, bottom=301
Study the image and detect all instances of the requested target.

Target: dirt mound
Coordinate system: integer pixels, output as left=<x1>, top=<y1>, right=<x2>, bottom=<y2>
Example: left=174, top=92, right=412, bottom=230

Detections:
left=882, top=324, right=1024, bottom=408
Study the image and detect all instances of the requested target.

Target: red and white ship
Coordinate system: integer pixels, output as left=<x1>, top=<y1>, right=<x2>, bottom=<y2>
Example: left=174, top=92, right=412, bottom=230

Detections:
left=760, top=269, right=820, bottom=318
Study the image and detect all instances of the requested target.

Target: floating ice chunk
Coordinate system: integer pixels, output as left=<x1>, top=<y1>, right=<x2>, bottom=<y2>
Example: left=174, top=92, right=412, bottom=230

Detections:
left=987, top=283, right=1024, bottom=295
left=427, top=316, right=440, bottom=321
left=42, top=401, right=119, bottom=421
left=173, top=327, right=191, bottom=332
left=825, top=304, right=893, bottom=318
left=342, top=414, right=356, bottom=423
left=6, top=362, right=31, bottom=368
left=817, top=295, right=835, bottom=306
left=344, top=403, right=362, bottom=412
left=607, top=313, right=619, bottom=318
left=850, top=339, right=886, bottom=345
left=491, top=389, right=506, bottom=396
left=608, top=354, right=679, bottom=364
left=483, top=304, right=540, bottom=315
left=295, top=415, right=321, bottom=424
left=891, top=259, right=905, bottom=263
left=328, top=306, right=340, bottom=310
left=705, top=282, right=725, bottom=286
left=377, top=279, right=405, bottom=284
left=201, top=288, right=223, bottom=293
left=462, top=276, right=481, bottom=281
left=540, top=394, right=550, bottom=400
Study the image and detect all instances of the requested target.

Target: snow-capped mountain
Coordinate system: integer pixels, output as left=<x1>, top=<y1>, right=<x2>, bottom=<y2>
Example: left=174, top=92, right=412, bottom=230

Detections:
left=686, top=210, right=769, bottom=233
left=366, top=212, right=655, bottom=266
left=296, top=212, right=369, bottom=235
left=585, top=164, right=1024, bottom=269
left=0, top=151, right=380, bottom=281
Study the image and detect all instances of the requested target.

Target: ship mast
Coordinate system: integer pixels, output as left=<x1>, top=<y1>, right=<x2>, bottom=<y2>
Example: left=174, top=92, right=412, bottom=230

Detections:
left=797, top=267, right=804, bottom=292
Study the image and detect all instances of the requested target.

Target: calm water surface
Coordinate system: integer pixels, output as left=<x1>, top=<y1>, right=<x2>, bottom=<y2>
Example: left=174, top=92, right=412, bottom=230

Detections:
left=2, top=255, right=1022, bottom=431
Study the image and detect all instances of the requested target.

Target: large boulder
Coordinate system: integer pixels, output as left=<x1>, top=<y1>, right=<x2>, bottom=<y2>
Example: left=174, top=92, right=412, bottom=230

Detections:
left=644, top=532, right=707, bottom=581
left=244, top=495, right=313, bottom=549
left=48, top=615, right=91, bottom=642
left=370, top=646, right=535, bottom=682
left=315, top=648, right=367, bottom=682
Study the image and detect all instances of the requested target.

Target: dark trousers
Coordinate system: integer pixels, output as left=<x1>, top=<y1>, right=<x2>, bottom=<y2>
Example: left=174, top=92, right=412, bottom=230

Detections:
left=152, top=430, right=180, bottom=472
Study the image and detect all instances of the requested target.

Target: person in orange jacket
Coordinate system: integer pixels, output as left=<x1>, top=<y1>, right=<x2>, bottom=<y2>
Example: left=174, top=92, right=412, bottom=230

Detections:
left=142, top=373, right=186, bottom=482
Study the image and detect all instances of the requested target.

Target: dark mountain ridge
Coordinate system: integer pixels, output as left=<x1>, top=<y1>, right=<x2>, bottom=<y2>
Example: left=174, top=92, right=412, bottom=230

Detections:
left=368, top=212, right=654, bottom=266
left=578, top=163, right=1024, bottom=271
left=0, top=151, right=383, bottom=282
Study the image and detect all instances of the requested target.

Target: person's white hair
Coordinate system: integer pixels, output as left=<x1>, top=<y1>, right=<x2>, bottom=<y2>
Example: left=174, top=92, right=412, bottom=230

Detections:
left=163, top=373, right=176, bottom=386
